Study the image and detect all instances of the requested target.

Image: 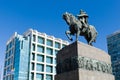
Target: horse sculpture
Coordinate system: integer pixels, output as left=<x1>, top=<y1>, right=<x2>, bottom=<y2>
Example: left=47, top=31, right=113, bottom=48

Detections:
left=63, top=12, right=97, bottom=46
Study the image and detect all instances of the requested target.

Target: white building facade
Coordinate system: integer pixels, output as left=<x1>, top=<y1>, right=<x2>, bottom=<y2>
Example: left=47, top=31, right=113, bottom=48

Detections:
left=3, top=29, right=69, bottom=80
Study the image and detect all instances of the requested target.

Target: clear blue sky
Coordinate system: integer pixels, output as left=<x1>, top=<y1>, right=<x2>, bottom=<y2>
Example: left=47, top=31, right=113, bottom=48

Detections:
left=0, top=0, right=120, bottom=79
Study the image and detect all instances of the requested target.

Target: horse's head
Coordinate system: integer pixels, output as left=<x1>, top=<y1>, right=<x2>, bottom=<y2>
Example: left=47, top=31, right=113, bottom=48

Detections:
left=63, top=12, right=74, bottom=25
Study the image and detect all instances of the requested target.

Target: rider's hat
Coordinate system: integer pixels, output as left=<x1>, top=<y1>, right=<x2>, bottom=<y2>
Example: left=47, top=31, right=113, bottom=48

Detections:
left=77, top=9, right=88, bottom=18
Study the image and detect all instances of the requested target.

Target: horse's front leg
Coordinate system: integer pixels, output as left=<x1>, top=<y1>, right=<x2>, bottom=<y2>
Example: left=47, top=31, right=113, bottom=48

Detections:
left=76, top=29, right=80, bottom=41
left=65, top=30, right=73, bottom=41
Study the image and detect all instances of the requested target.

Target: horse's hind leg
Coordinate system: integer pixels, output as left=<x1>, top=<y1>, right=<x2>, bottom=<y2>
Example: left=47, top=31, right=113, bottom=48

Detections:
left=65, top=30, right=73, bottom=41
left=87, top=32, right=93, bottom=46
left=89, top=32, right=97, bottom=46
left=88, top=41, right=93, bottom=46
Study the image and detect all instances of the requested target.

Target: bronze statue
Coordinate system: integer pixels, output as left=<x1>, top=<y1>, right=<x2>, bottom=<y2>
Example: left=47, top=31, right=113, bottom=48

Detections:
left=63, top=10, right=97, bottom=46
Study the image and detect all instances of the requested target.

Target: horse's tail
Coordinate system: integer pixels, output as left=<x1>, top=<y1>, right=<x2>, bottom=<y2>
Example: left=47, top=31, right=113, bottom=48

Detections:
left=89, top=25, right=98, bottom=34
left=89, top=25, right=97, bottom=42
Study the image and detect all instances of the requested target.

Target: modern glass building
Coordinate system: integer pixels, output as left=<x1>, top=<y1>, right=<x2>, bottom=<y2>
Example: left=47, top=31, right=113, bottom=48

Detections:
left=107, top=31, right=120, bottom=80
left=3, top=29, right=69, bottom=80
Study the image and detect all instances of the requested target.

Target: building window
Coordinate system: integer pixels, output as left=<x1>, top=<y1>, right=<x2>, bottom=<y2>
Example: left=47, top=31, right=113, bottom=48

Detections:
left=5, top=61, right=7, bottom=67
left=53, top=67, right=56, bottom=74
left=10, top=49, right=12, bottom=55
left=12, top=74, right=14, bottom=80
left=21, top=41, right=23, bottom=49
left=46, top=56, right=52, bottom=64
left=7, top=53, right=9, bottom=58
left=8, top=51, right=10, bottom=57
left=46, top=65, right=52, bottom=73
left=37, top=45, right=44, bottom=53
left=6, top=45, right=9, bottom=51
left=54, top=58, right=56, bottom=64
left=33, top=35, right=36, bottom=42
left=12, top=39, right=15, bottom=45
left=36, top=73, right=43, bottom=80
left=46, top=48, right=53, bottom=55
left=55, top=50, right=58, bottom=55
left=9, top=41, right=12, bottom=48
left=31, top=63, right=34, bottom=70
left=55, top=42, right=60, bottom=49
left=38, top=36, right=44, bottom=44
left=11, top=57, right=13, bottom=64
left=47, top=39, right=53, bottom=47
left=12, top=48, right=14, bottom=54
left=3, top=77, right=5, bottom=80
left=32, top=44, right=35, bottom=51
left=37, top=54, right=44, bottom=62
left=5, top=53, right=8, bottom=59
left=62, top=44, right=66, bottom=48
left=8, top=58, right=10, bottom=65
left=46, top=74, right=52, bottom=80
left=36, top=64, right=44, bottom=72
left=32, top=53, right=35, bottom=60
left=4, top=69, right=6, bottom=75
left=31, top=73, right=34, bottom=80
left=6, top=76, right=8, bottom=80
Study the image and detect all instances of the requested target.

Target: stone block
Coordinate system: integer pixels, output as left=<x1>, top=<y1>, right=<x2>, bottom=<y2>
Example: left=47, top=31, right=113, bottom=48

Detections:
left=55, top=41, right=115, bottom=80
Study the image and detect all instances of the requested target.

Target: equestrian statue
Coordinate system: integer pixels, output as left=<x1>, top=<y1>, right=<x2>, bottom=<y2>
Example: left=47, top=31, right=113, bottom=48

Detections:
left=63, top=10, right=97, bottom=46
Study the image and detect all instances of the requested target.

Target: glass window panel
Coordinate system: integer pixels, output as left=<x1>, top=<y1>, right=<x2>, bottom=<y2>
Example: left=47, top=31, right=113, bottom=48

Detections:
left=36, top=73, right=43, bottom=80
left=31, top=73, right=34, bottom=80
left=46, top=74, right=52, bottom=80
left=6, top=45, right=9, bottom=51
left=53, top=67, right=56, bottom=74
left=54, top=58, right=56, bottom=64
left=8, top=51, right=10, bottom=57
left=33, top=35, right=36, bottom=42
left=37, top=45, right=44, bottom=53
left=10, top=41, right=12, bottom=48
left=32, top=53, right=35, bottom=60
left=3, top=77, right=5, bottom=80
left=4, top=69, right=6, bottom=75
left=21, top=41, right=23, bottom=49
left=47, top=39, right=53, bottom=47
left=5, top=61, right=7, bottom=67
left=12, top=48, right=14, bottom=53
left=46, top=48, right=53, bottom=55
left=31, top=63, right=34, bottom=70
left=8, top=59, right=10, bottom=65
left=8, top=75, right=10, bottom=80
left=32, top=44, right=35, bottom=51
left=7, top=52, right=9, bottom=58
left=46, top=65, right=52, bottom=73
left=55, top=50, right=58, bottom=55
left=10, top=49, right=12, bottom=55
left=11, top=57, right=13, bottom=64
left=6, top=61, right=8, bottom=66
left=37, top=54, right=44, bottom=62
left=12, top=39, right=14, bottom=45
left=46, top=56, right=52, bottom=64
left=12, top=75, right=14, bottom=80
left=5, top=53, right=8, bottom=59
left=6, top=76, right=8, bottom=80
left=55, top=42, right=60, bottom=49
left=36, top=64, right=44, bottom=72
left=62, top=44, right=66, bottom=48
left=38, top=37, right=44, bottom=44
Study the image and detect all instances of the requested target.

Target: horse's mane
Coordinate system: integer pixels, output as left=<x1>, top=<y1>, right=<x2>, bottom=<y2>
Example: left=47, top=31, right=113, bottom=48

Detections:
left=68, top=13, right=78, bottom=22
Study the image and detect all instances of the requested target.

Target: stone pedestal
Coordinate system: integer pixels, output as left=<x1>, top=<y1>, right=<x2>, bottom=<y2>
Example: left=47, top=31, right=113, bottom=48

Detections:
left=55, top=41, right=115, bottom=80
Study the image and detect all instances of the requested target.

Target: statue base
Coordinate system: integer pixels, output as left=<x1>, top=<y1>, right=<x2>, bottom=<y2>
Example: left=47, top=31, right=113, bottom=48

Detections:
left=55, top=41, right=115, bottom=80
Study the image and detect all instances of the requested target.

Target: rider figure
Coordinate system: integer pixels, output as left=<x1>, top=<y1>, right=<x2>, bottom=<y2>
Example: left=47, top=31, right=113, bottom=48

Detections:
left=77, top=9, right=89, bottom=33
